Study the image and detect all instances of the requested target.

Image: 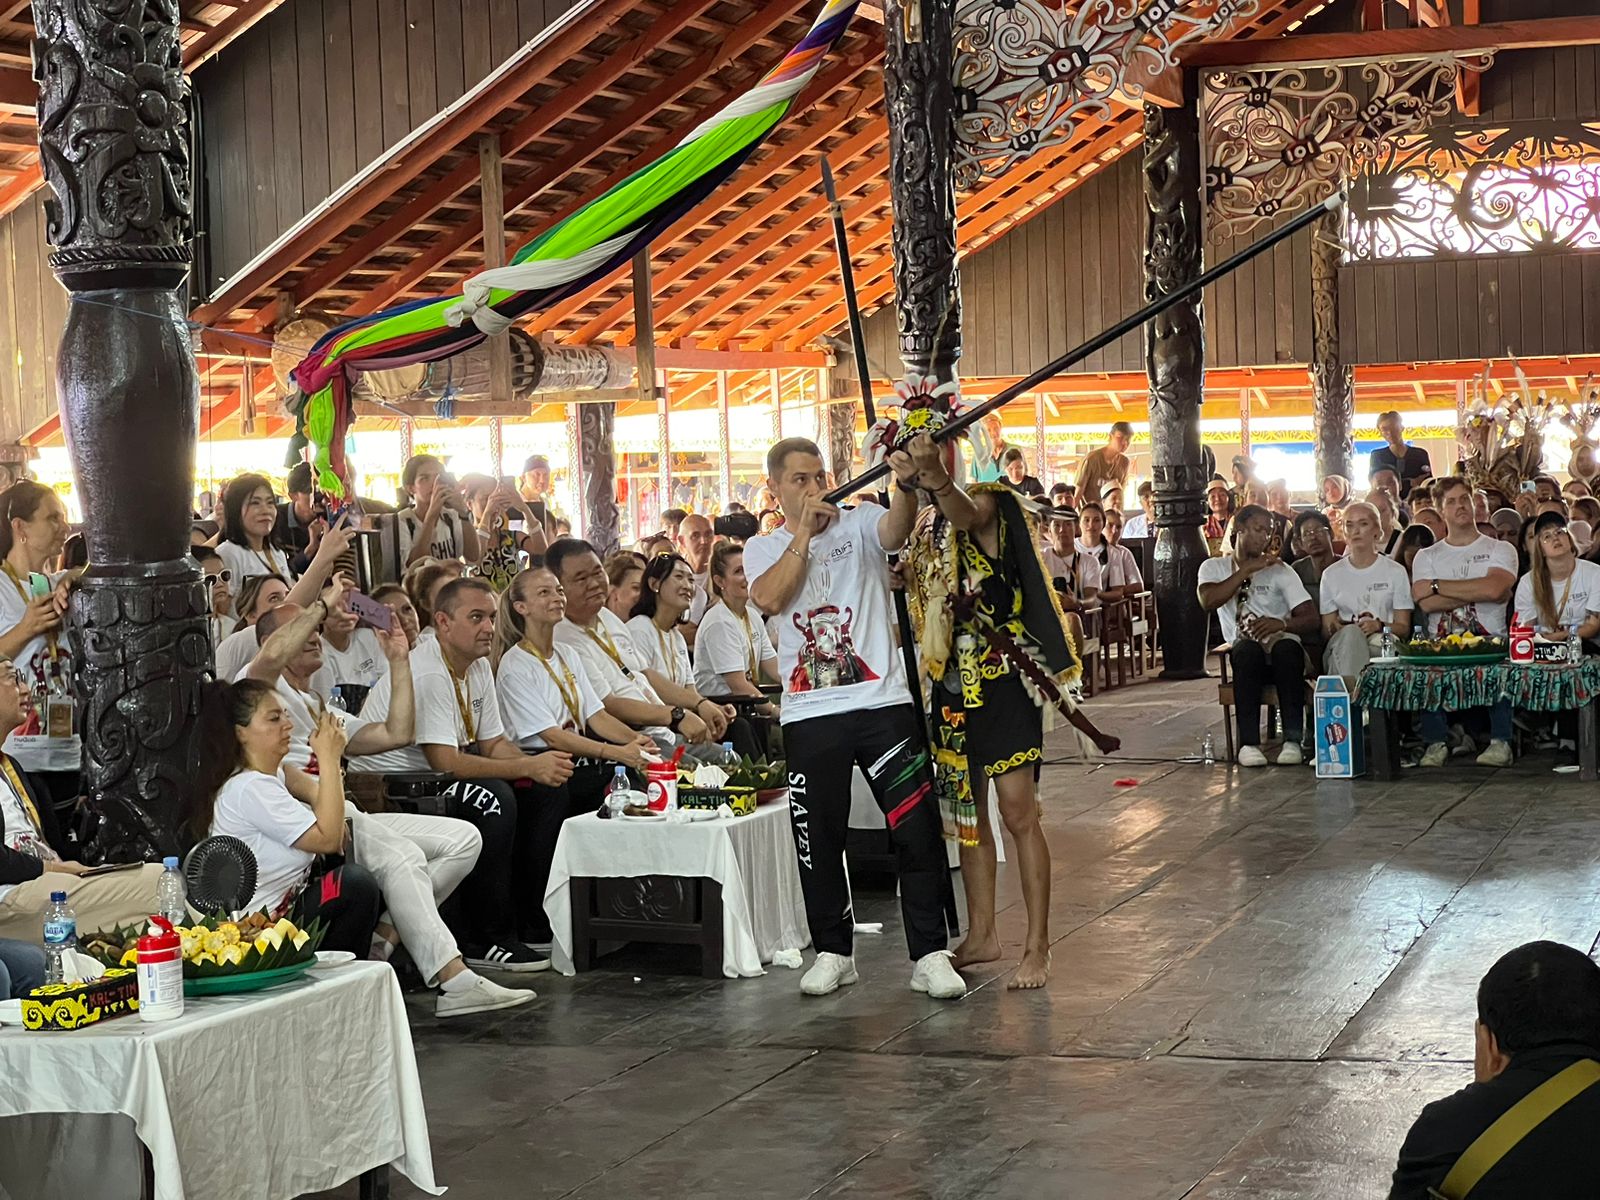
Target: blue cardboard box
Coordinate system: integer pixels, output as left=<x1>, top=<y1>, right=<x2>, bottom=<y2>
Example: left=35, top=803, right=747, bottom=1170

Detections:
left=1314, top=675, right=1364, bottom=778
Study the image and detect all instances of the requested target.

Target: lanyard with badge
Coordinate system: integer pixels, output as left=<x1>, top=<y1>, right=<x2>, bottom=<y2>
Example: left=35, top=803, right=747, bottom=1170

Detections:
left=523, top=640, right=582, bottom=730
left=443, top=654, right=478, bottom=742
left=584, top=622, right=636, bottom=680
left=735, top=607, right=760, bottom=680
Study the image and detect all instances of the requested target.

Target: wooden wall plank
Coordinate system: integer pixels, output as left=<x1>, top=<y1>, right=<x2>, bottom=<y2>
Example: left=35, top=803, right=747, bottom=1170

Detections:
left=350, top=0, right=386, bottom=170
left=377, top=0, right=412, bottom=153
left=240, top=31, right=278, bottom=260
left=1062, top=182, right=1085, bottom=372
left=405, top=0, right=438, bottom=129
left=462, top=0, right=497, bottom=88
left=1582, top=255, right=1600, bottom=355
left=295, top=0, right=331, bottom=216
left=11, top=197, right=47, bottom=432
left=0, top=212, right=18, bottom=439
left=1495, top=258, right=1519, bottom=357
left=267, top=6, right=305, bottom=233
left=323, top=0, right=358, bottom=188
left=1043, top=193, right=1067, bottom=374
left=1392, top=261, right=1417, bottom=365
left=1026, top=207, right=1050, bottom=373
left=1080, top=173, right=1104, bottom=372
left=489, top=0, right=520, bottom=51
left=1116, top=155, right=1143, bottom=371
left=434, top=0, right=466, bottom=108
left=1373, top=260, right=1397, bottom=364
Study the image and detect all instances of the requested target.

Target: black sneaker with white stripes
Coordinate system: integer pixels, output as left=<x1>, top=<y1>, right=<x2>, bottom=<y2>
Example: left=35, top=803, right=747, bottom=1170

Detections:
left=464, top=941, right=550, bottom=973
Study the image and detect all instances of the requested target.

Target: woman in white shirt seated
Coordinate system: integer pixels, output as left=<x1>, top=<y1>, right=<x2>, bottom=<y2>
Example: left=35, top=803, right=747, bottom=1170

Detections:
left=692, top=543, right=778, bottom=710
left=1515, top=512, right=1600, bottom=642
left=187, top=679, right=381, bottom=956
left=625, top=554, right=698, bottom=699
left=215, top=475, right=295, bottom=602
left=212, top=573, right=290, bottom=682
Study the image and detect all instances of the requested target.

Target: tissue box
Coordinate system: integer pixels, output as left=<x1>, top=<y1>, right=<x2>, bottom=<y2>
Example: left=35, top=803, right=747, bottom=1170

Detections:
left=677, top=786, right=758, bottom=816
left=22, top=968, right=139, bottom=1031
left=1314, top=675, right=1364, bottom=779
left=1533, top=638, right=1572, bottom=664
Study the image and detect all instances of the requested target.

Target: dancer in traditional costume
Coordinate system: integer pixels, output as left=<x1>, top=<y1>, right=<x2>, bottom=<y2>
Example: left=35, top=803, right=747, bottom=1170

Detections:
left=865, top=380, right=1118, bottom=989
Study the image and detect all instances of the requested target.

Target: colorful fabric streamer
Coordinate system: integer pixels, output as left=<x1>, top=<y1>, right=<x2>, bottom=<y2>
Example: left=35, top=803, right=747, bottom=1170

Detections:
left=289, top=0, right=859, bottom=494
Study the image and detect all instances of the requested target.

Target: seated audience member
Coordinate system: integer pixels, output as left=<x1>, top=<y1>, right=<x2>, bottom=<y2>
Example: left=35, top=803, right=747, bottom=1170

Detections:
left=1388, top=941, right=1600, bottom=1200
left=549, top=539, right=728, bottom=748
left=213, top=573, right=291, bottom=681
left=1041, top=506, right=1101, bottom=619
left=1123, top=481, right=1155, bottom=539
left=1101, top=485, right=1126, bottom=517
left=1515, top=512, right=1600, bottom=641
left=1266, top=480, right=1295, bottom=524
left=0, top=937, right=44, bottom=998
left=1514, top=491, right=1539, bottom=521
left=320, top=580, right=387, bottom=695
left=1203, top=479, right=1233, bottom=552
left=373, top=583, right=421, bottom=650
left=1411, top=506, right=1447, bottom=542
left=470, top=478, right=546, bottom=591
left=1411, top=478, right=1519, bottom=767
left=693, top=543, right=779, bottom=704
left=1487, top=508, right=1522, bottom=547
left=1320, top=474, right=1352, bottom=513
left=1369, top=466, right=1412, bottom=522
left=350, top=578, right=574, bottom=968
left=1472, top=488, right=1493, bottom=525
left=397, top=455, right=480, bottom=567
left=1533, top=474, right=1563, bottom=504
left=674, top=513, right=716, bottom=634
left=1000, top=447, right=1045, bottom=498
left=660, top=508, right=688, bottom=541
left=1367, top=488, right=1405, bottom=555
left=1563, top=477, right=1592, bottom=502
left=196, top=548, right=236, bottom=647
left=403, top=558, right=465, bottom=640
left=1077, top=502, right=1135, bottom=600
left=604, top=552, right=646, bottom=623
left=1289, top=510, right=1338, bottom=607
left=1197, top=505, right=1318, bottom=767
left=216, top=474, right=294, bottom=592
left=1571, top=496, right=1600, bottom=530
left=0, top=662, right=165, bottom=940
left=1394, top=523, right=1436, bottom=576
left=1047, top=482, right=1070, bottom=507
left=273, top=463, right=326, bottom=576
left=1103, top=508, right=1145, bottom=595
left=1319, top=502, right=1414, bottom=679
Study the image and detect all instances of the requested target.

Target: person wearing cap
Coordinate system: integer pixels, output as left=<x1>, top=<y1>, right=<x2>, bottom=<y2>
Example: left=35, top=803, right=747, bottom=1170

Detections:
left=1123, top=481, right=1156, bottom=539
left=1411, top=477, right=1519, bottom=768
left=274, top=462, right=327, bottom=575
left=1369, top=411, right=1433, bottom=501
left=516, top=455, right=562, bottom=535
left=1514, top=511, right=1600, bottom=642
left=1075, top=421, right=1132, bottom=506
left=1041, top=505, right=1100, bottom=619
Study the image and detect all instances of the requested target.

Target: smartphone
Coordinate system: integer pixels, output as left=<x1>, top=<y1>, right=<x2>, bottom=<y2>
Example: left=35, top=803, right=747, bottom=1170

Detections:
left=78, top=861, right=145, bottom=878
left=1521, top=480, right=1538, bottom=494
left=27, top=573, right=50, bottom=599
left=348, top=590, right=394, bottom=632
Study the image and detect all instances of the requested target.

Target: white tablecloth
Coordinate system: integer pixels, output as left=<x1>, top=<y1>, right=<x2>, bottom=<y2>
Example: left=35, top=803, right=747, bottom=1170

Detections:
left=0, top=961, right=440, bottom=1200
left=546, top=801, right=810, bottom=978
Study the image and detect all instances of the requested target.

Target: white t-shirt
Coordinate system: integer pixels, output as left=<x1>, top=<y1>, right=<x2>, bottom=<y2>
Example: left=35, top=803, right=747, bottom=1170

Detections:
left=349, top=637, right=502, bottom=774
left=211, top=767, right=315, bottom=916
left=1123, top=513, right=1151, bottom=539
left=0, top=570, right=80, bottom=772
left=1197, top=556, right=1312, bottom=645
left=688, top=574, right=712, bottom=626
left=217, top=541, right=294, bottom=605
left=693, top=602, right=776, bottom=698
left=215, top=625, right=262, bottom=683
left=626, top=615, right=694, bottom=690
left=554, top=609, right=669, bottom=738
left=0, top=763, right=56, bottom=903
left=743, top=503, right=909, bottom=725
left=274, top=676, right=368, bottom=773
left=1411, top=535, right=1519, bottom=637
left=321, top=628, right=386, bottom=688
left=497, top=642, right=605, bottom=751
left=1041, top=546, right=1102, bottom=598
left=1318, top=555, right=1415, bottom=626
left=209, top=614, right=238, bottom=647
left=1107, top=542, right=1143, bottom=591
left=397, top=507, right=468, bottom=563
left=1514, top=559, right=1600, bottom=635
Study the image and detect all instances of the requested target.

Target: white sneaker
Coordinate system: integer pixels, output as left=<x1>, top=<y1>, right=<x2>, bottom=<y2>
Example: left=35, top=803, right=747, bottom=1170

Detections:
left=800, top=952, right=858, bottom=996
left=1237, top=745, right=1268, bottom=768
left=435, top=976, right=536, bottom=1019
left=1276, top=742, right=1304, bottom=766
left=1477, top=739, right=1513, bottom=768
left=910, top=950, right=968, bottom=1000
left=1420, top=742, right=1449, bottom=767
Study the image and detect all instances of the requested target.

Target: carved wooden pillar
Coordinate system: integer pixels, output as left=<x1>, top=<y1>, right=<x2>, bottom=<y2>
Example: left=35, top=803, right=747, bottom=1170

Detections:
left=579, top=399, right=620, bottom=556
left=884, top=0, right=960, bottom=388
left=1310, top=208, right=1354, bottom=485
left=1143, top=83, right=1211, bottom=681
left=35, top=0, right=208, bottom=858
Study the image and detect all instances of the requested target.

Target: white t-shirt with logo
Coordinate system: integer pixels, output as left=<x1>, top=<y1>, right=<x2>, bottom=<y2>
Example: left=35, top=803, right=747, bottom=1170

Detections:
left=1318, top=555, right=1415, bottom=626
left=397, top=507, right=468, bottom=563
left=211, top=767, right=315, bottom=916
left=626, top=615, right=694, bottom=691
left=1411, top=535, right=1519, bottom=637
left=1196, top=557, right=1312, bottom=646
left=743, top=503, right=908, bottom=725
left=1514, top=559, right=1600, bottom=635
left=348, top=637, right=501, bottom=774
left=0, top=763, right=56, bottom=903
left=554, top=609, right=669, bottom=739
left=321, top=628, right=386, bottom=688
left=1042, top=546, right=1102, bottom=598
left=694, top=602, right=776, bottom=698
left=497, top=641, right=605, bottom=751
left=217, top=541, right=294, bottom=601
left=274, top=676, right=368, bottom=773
left=0, top=570, right=80, bottom=772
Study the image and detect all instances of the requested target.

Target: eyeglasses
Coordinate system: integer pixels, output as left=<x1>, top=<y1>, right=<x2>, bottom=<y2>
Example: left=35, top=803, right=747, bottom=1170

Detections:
left=0, top=665, right=23, bottom=689
left=202, top=569, right=233, bottom=588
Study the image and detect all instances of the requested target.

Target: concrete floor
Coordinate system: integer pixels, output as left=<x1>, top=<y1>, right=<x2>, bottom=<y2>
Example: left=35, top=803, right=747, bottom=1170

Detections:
left=316, top=676, right=1600, bottom=1199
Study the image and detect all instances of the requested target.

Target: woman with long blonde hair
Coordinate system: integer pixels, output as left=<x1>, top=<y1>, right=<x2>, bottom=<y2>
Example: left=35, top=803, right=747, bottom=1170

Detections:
left=1515, top=512, right=1600, bottom=640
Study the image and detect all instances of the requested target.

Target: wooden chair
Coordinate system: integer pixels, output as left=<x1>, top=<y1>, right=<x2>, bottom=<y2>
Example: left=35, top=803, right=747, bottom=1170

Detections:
left=1078, top=607, right=1102, bottom=697
left=1099, top=593, right=1155, bottom=688
left=1131, top=591, right=1157, bottom=674
left=1213, top=644, right=1278, bottom=763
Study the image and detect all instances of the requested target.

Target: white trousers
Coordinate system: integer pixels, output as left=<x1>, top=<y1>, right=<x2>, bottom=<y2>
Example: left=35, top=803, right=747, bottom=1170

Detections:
left=1324, top=624, right=1377, bottom=681
left=348, top=809, right=481, bottom=985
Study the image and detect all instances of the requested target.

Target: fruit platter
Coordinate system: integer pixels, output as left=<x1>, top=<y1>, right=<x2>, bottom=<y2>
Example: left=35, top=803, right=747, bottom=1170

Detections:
left=1397, top=633, right=1509, bottom=665
left=81, top=911, right=326, bottom=995
left=677, top=756, right=788, bottom=814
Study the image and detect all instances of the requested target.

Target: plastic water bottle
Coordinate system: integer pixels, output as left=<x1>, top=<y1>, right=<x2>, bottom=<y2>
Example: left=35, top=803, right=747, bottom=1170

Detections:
left=1381, top=626, right=1394, bottom=659
left=1201, top=732, right=1216, bottom=765
left=719, top=741, right=738, bottom=767
left=1571, top=624, right=1583, bottom=665
left=155, top=856, right=186, bottom=926
left=605, top=764, right=631, bottom=817
left=43, top=890, right=76, bottom=985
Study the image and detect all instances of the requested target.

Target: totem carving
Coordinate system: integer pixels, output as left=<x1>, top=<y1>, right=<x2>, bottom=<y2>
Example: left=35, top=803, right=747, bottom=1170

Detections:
left=885, top=0, right=961, bottom=387
left=579, top=400, right=621, bottom=558
left=34, top=0, right=207, bottom=859
left=1143, top=92, right=1211, bottom=679
left=1310, top=208, right=1354, bottom=486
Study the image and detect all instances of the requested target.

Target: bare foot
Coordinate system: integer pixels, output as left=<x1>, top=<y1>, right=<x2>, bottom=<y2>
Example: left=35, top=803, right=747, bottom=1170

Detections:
left=1007, top=948, right=1051, bottom=990
left=951, top=933, right=1002, bottom=970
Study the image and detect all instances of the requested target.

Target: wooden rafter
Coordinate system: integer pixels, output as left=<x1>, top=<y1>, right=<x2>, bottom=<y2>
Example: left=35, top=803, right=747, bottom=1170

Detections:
left=1182, top=15, right=1600, bottom=67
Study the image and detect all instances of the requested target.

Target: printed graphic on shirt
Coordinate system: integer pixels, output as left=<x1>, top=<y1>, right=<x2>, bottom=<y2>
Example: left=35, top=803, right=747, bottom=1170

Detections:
left=789, top=604, right=879, bottom=692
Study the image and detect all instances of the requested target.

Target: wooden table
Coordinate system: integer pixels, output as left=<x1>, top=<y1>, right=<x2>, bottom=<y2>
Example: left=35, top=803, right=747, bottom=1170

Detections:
left=1356, top=658, right=1600, bottom=781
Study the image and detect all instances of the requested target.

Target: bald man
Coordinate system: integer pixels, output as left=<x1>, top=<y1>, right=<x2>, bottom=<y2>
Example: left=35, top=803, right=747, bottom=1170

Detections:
left=675, top=513, right=716, bottom=638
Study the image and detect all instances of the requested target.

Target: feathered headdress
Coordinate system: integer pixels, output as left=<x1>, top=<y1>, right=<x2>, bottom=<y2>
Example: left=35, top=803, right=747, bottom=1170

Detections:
left=861, top=373, right=972, bottom=469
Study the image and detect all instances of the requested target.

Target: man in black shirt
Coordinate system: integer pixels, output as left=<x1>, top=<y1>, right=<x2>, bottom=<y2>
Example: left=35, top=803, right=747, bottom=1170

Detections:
left=1370, top=410, right=1432, bottom=500
left=274, top=462, right=326, bottom=575
left=1389, top=940, right=1600, bottom=1199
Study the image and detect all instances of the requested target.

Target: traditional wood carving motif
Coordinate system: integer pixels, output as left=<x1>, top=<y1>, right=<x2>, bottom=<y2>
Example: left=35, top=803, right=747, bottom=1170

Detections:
left=886, top=0, right=962, bottom=383
left=1309, top=208, right=1353, bottom=485
left=33, top=0, right=206, bottom=858
left=579, top=399, right=621, bottom=557
left=953, top=0, right=1264, bottom=190
left=1203, top=53, right=1493, bottom=240
left=1142, top=93, right=1211, bottom=680
left=1348, top=120, right=1600, bottom=261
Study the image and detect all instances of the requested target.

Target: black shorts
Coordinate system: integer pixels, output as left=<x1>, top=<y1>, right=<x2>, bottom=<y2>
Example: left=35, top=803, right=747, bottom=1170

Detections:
left=938, top=670, right=1043, bottom=779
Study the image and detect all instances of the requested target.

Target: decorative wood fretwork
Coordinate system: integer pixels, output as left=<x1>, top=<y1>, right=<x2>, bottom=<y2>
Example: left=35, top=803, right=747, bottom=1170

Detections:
left=954, top=0, right=1265, bottom=191
left=1348, top=120, right=1600, bottom=261
left=1203, top=53, right=1493, bottom=240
